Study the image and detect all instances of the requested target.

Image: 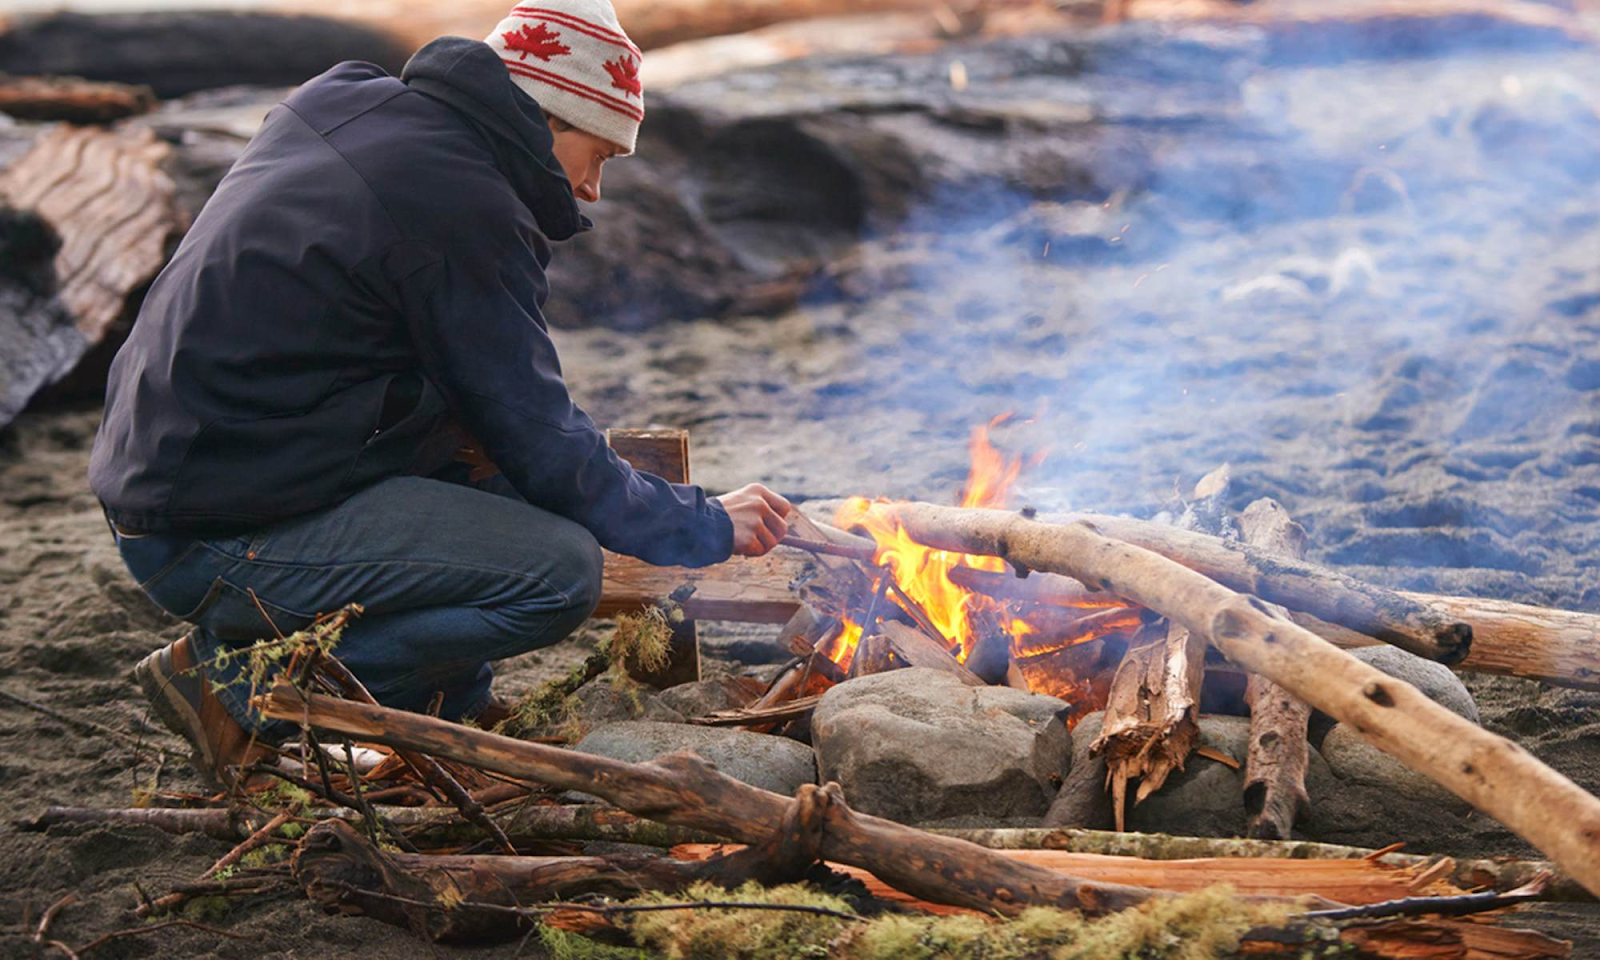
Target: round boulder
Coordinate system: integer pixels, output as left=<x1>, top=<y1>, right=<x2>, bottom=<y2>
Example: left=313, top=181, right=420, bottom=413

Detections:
left=573, top=721, right=817, bottom=797
left=811, top=668, right=1072, bottom=823
left=1317, top=723, right=1471, bottom=815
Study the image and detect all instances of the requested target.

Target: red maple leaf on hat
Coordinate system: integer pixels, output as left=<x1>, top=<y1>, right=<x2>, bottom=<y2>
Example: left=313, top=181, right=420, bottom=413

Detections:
left=603, top=54, right=641, bottom=97
left=502, top=22, right=571, bottom=62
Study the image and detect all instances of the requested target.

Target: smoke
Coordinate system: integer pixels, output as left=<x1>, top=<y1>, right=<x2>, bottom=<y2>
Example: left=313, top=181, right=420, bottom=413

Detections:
left=795, top=16, right=1600, bottom=598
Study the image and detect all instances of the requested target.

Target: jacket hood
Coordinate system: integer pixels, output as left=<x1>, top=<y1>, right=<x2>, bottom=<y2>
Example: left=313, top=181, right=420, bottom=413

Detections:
left=401, top=36, right=590, bottom=241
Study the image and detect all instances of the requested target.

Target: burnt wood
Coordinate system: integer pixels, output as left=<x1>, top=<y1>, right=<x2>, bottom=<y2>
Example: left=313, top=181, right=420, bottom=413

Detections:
left=1237, top=499, right=1315, bottom=841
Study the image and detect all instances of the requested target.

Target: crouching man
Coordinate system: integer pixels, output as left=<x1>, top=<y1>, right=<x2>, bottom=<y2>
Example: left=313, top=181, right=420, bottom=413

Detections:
left=88, top=0, right=789, bottom=788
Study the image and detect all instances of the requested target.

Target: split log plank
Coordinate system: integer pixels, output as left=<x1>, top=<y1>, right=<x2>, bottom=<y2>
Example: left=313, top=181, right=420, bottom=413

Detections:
left=874, top=502, right=1600, bottom=899
left=261, top=682, right=1164, bottom=917
left=596, top=549, right=801, bottom=623
left=858, top=620, right=984, bottom=685
left=669, top=842, right=1456, bottom=907
left=1238, top=498, right=1315, bottom=841
left=1093, top=618, right=1208, bottom=831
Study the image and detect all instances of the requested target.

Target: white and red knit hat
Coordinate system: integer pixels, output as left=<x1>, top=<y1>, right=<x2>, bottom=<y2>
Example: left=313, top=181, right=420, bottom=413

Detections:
left=485, top=1, right=644, bottom=154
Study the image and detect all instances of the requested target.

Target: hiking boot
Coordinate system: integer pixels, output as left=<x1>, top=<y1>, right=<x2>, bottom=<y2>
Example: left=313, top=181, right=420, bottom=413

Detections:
left=133, top=633, right=275, bottom=790
left=469, top=696, right=517, bottom=731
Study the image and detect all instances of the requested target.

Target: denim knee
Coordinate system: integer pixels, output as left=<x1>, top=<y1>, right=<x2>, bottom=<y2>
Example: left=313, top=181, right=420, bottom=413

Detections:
left=564, top=528, right=604, bottom=621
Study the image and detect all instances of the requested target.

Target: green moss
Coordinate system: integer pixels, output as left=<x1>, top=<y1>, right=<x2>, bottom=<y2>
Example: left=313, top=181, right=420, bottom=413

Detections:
left=537, top=927, right=650, bottom=960
left=181, top=896, right=231, bottom=923
left=260, top=780, right=313, bottom=815
left=614, top=883, right=1305, bottom=960
left=624, top=882, right=851, bottom=959
left=277, top=821, right=306, bottom=840
left=607, top=609, right=672, bottom=677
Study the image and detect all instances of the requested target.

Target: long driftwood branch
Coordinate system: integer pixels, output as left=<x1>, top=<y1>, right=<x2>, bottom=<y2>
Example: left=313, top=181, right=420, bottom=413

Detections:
left=1238, top=499, right=1315, bottom=841
left=260, top=682, right=1164, bottom=917
left=874, top=502, right=1600, bottom=899
left=1028, top=511, right=1471, bottom=664
left=293, top=785, right=845, bottom=942
left=602, top=536, right=1600, bottom=690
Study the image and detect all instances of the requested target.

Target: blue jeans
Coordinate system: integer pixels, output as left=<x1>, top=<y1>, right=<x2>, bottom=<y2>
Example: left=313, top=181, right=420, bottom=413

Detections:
left=114, top=471, right=603, bottom=738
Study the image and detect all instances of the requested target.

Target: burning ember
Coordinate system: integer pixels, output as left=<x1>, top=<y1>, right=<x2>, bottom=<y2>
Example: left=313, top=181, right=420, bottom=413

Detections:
left=821, top=416, right=1133, bottom=712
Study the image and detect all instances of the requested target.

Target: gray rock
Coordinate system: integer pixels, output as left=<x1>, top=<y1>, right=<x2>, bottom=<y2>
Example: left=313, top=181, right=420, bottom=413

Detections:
left=1127, top=715, right=1335, bottom=838
left=1317, top=723, right=1470, bottom=814
left=811, top=668, right=1071, bottom=823
left=560, top=678, right=685, bottom=740
left=1311, top=646, right=1477, bottom=744
left=574, top=721, right=817, bottom=797
left=1355, top=647, right=1479, bottom=721
left=655, top=676, right=764, bottom=720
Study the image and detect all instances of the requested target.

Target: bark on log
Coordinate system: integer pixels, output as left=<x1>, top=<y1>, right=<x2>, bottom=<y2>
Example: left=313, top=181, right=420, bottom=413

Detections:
left=947, top=547, right=1600, bottom=691
left=1093, top=619, right=1208, bottom=831
left=261, top=682, right=1166, bottom=916
left=1238, top=499, right=1314, bottom=841
left=874, top=502, right=1600, bottom=898
left=1036, top=510, right=1471, bottom=664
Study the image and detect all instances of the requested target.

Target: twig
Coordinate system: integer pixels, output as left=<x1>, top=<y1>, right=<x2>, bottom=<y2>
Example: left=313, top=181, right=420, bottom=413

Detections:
left=780, top=535, right=876, bottom=562
left=317, top=657, right=515, bottom=854
left=1297, top=874, right=1552, bottom=923
left=0, top=689, right=185, bottom=760
left=35, top=892, right=76, bottom=942
left=344, top=738, right=382, bottom=848
left=139, top=809, right=296, bottom=916
left=76, top=919, right=250, bottom=956
left=240, top=763, right=420, bottom=853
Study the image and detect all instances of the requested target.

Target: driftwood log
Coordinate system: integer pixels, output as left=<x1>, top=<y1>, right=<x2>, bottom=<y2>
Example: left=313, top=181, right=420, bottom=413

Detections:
left=260, top=682, right=1165, bottom=917
left=600, top=533, right=1600, bottom=690
left=1033, top=511, right=1471, bottom=664
left=0, top=124, right=181, bottom=425
left=0, top=74, right=155, bottom=123
left=873, top=502, right=1600, bottom=898
left=0, top=11, right=409, bottom=98
left=1238, top=499, right=1315, bottom=840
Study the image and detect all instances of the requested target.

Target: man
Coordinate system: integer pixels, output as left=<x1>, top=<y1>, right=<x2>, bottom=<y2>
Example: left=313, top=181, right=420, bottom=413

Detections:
left=88, top=0, right=790, bottom=787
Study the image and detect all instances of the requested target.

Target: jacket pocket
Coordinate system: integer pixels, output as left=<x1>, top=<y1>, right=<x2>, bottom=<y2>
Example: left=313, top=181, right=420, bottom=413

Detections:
left=338, top=372, right=457, bottom=495
left=182, top=576, right=318, bottom=644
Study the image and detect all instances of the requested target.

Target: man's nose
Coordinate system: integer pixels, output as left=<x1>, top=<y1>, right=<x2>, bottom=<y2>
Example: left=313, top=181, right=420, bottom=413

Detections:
left=578, top=169, right=601, bottom=203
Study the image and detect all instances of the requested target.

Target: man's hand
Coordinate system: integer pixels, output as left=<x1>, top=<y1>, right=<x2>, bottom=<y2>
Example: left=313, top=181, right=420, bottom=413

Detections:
left=716, top=483, right=791, bottom=556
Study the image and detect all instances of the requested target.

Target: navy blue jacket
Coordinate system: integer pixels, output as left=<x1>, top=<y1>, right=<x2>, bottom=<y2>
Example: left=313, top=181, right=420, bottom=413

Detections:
left=89, top=38, right=733, bottom=567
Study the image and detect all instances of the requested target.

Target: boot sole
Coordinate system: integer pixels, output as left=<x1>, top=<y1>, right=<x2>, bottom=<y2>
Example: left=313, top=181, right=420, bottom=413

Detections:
left=133, top=645, right=222, bottom=790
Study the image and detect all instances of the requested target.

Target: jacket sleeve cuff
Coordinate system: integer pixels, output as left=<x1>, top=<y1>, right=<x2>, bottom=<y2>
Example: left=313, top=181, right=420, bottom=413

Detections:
left=702, top=497, right=735, bottom=566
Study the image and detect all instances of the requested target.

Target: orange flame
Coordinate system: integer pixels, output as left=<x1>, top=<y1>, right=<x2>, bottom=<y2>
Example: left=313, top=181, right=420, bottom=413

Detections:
left=830, top=416, right=1033, bottom=669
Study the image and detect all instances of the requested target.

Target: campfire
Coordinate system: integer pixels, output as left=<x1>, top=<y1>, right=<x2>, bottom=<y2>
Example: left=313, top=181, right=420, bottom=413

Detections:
left=749, top=416, right=1145, bottom=731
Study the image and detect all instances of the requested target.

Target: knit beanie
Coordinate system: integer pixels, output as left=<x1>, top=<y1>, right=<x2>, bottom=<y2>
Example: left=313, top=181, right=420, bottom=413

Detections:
left=484, top=2, right=643, bottom=155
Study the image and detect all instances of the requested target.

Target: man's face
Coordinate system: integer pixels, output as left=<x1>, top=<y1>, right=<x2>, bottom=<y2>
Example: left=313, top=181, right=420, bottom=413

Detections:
left=547, top=119, right=624, bottom=203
